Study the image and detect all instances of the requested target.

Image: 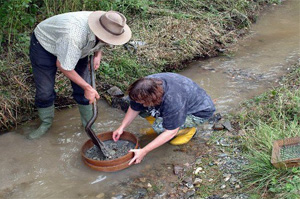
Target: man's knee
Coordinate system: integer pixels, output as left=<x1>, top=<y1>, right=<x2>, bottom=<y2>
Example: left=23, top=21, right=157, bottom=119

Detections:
left=35, top=92, right=56, bottom=108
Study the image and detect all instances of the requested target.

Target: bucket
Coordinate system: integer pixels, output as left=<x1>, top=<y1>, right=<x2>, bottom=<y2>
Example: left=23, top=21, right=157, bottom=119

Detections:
left=81, top=131, right=139, bottom=172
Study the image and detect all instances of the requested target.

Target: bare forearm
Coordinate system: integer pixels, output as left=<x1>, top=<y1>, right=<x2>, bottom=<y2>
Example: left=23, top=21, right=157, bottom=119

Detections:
left=120, top=107, right=140, bottom=129
left=94, top=50, right=102, bottom=58
left=56, top=60, right=92, bottom=91
left=143, top=128, right=178, bottom=153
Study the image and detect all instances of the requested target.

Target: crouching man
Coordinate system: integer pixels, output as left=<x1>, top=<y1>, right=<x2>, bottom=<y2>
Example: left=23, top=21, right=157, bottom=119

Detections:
left=112, top=72, right=215, bottom=165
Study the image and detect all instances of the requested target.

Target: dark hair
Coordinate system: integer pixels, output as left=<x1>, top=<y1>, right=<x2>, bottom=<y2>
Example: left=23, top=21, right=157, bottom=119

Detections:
left=128, top=77, right=163, bottom=106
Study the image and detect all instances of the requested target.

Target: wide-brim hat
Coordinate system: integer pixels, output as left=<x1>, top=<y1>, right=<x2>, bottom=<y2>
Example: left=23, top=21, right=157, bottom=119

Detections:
left=88, top=11, right=132, bottom=45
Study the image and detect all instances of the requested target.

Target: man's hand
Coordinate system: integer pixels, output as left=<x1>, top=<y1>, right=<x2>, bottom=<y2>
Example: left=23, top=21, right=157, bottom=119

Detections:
left=128, top=128, right=179, bottom=165
left=93, top=51, right=102, bottom=70
left=84, top=85, right=100, bottom=104
left=129, top=148, right=147, bottom=165
left=56, top=59, right=100, bottom=104
left=112, top=127, right=124, bottom=142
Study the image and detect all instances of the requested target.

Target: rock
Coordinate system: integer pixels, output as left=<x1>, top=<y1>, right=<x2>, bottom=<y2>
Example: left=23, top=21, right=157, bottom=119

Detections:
left=235, top=184, right=241, bottom=189
left=193, top=167, right=203, bottom=175
left=184, top=190, right=195, bottom=199
left=111, top=194, right=123, bottom=199
left=107, top=86, right=124, bottom=97
left=218, top=153, right=228, bottom=158
left=220, top=184, right=226, bottom=189
left=139, top=178, right=146, bottom=183
left=213, top=123, right=224, bottom=130
left=109, top=96, right=130, bottom=113
left=136, top=188, right=147, bottom=198
left=193, top=178, right=203, bottom=185
left=183, top=177, right=193, bottom=184
left=96, top=193, right=105, bottom=199
left=173, top=165, right=184, bottom=175
left=223, top=174, right=231, bottom=182
left=185, top=182, right=194, bottom=189
left=222, top=120, right=234, bottom=132
left=208, top=113, right=222, bottom=123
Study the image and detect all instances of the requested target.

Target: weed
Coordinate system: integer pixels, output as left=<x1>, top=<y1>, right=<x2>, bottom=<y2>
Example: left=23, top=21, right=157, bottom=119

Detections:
left=0, top=0, right=282, bottom=131
left=238, top=65, right=300, bottom=198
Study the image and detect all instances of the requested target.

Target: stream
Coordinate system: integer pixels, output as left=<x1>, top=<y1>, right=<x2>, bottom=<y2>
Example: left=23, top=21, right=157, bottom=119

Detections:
left=0, top=1, right=299, bottom=198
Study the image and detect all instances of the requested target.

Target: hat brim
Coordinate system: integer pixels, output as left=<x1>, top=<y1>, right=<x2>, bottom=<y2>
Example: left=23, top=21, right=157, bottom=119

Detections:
left=88, top=11, right=132, bottom=45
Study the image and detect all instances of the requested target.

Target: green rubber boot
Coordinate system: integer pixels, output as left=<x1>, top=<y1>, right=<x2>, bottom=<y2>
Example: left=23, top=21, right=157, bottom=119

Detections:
left=78, top=104, right=93, bottom=128
left=27, top=105, right=54, bottom=139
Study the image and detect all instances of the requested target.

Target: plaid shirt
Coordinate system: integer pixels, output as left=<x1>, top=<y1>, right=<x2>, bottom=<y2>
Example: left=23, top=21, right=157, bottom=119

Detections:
left=34, top=11, right=104, bottom=71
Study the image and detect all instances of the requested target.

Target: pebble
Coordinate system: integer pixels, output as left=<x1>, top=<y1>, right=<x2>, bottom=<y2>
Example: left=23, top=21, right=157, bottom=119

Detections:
left=193, top=167, right=203, bottom=175
left=213, top=123, right=224, bottom=130
left=174, top=165, right=184, bottom=175
left=96, top=193, right=105, bottom=198
left=223, top=173, right=231, bottom=182
left=111, top=195, right=123, bottom=199
left=235, top=184, right=241, bottom=189
left=193, top=178, right=203, bottom=185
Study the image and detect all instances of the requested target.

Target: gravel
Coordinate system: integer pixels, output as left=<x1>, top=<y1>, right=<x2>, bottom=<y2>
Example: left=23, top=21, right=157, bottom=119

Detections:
left=85, top=140, right=136, bottom=160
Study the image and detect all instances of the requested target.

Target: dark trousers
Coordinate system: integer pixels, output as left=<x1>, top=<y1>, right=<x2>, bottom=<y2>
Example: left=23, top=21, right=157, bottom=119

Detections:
left=29, top=33, right=90, bottom=108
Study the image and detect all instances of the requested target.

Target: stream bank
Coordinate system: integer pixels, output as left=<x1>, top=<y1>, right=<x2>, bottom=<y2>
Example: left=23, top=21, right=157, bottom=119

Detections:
left=0, top=0, right=280, bottom=131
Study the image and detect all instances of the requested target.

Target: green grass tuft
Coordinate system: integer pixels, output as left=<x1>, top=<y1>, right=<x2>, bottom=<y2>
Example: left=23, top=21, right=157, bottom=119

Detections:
left=238, top=65, right=300, bottom=199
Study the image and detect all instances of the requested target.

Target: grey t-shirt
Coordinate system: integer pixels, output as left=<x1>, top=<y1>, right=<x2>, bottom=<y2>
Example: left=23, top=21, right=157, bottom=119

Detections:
left=130, top=73, right=215, bottom=130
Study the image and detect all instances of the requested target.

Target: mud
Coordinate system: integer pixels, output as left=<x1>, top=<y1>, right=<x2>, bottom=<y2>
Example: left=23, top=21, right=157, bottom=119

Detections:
left=85, top=140, right=136, bottom=160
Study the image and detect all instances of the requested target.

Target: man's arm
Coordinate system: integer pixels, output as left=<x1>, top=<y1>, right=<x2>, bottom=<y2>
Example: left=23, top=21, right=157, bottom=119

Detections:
left=113, top=107, right=140, bottom=141
left=129, top=127, right=179, bottom=165
left=93, top=50, right=102, bottom=70
left=56, top=60, right=100, bottom=104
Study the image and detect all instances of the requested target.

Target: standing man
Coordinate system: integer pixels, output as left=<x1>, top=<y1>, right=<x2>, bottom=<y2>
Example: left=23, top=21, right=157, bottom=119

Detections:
left=113, top=73, right=215, bottom=165
left=28, top=10, right=131, bottom=139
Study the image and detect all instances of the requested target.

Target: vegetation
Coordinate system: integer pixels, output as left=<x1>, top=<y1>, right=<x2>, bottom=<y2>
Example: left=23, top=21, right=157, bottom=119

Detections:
left=1, top=1, right=298, bottom=198
left=0, top=0, right=279, bottom=131
left=238, top=64, right=300, bottom=199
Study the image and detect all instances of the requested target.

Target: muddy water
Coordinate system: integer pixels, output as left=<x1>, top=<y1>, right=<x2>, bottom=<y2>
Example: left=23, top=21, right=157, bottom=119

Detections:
left=180, top=0, right=299, bottom=113
left=1, top=1, right=299, bottom=198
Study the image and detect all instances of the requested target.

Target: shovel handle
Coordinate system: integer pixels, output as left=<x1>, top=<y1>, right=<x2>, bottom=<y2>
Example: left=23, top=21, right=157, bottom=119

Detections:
left=84, top=55, right=110, bottom=158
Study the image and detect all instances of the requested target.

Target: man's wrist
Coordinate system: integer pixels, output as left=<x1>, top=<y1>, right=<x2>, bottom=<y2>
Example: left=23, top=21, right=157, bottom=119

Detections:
left=142, top=147, right=150, bottom=154
left=83, top=84, right=93, bottom=91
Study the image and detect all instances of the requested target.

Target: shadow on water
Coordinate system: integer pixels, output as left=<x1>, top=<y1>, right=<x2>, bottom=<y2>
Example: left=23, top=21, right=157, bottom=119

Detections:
left=0, top=1, right=299, bottom=198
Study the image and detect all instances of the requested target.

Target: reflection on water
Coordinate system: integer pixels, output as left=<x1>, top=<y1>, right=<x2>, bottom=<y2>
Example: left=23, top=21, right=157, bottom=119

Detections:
left=1, top=1, right=299, bottom=198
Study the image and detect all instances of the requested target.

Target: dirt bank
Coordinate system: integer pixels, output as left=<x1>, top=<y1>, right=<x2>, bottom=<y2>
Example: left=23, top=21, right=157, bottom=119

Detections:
left=0, top=0, right=279, bottom=132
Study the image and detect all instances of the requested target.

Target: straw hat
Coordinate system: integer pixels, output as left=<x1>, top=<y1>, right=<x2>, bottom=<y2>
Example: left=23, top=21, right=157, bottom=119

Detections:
left=88, top=11, right=132, bottom=45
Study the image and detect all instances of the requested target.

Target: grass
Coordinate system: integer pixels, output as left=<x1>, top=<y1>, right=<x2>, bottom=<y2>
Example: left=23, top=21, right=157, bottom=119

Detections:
left=0, top=0, right=281, bottom=131
left=237, top=65, right=300, bottom=199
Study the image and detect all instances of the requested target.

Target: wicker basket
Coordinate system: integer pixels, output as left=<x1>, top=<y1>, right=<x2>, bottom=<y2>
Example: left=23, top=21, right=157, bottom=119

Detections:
left=271, top=137, right=300, bottom=168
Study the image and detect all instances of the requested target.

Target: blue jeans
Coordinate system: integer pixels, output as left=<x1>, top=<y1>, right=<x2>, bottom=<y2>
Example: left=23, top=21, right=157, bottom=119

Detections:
left=29, top=33, right=90, bottom=108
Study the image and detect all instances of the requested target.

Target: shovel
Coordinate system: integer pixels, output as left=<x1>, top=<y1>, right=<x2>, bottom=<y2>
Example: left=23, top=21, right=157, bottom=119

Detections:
left=85, top=55, right=115, bottom=158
